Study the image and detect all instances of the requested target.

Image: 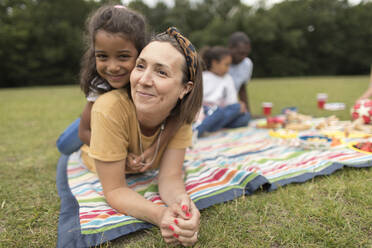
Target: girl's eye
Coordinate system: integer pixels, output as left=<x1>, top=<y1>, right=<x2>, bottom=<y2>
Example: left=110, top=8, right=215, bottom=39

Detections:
left=95, top=54, right=107, bottom=60
left=119, top=54, right=130, bottom=60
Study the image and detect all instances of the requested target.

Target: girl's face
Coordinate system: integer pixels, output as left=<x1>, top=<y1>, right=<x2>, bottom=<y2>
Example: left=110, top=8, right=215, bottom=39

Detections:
left=130, top=41, right=192, bottom=118
left=211, top=55, right=232, bottom=77
left=94, top=30, right=138, bottom=89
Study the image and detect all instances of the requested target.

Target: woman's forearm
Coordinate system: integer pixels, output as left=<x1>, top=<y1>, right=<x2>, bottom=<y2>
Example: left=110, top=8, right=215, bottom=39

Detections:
left=158, top=148, right=189, bottom=206
left=95, top=159, right=165, bottom=226
left=158, top=173, right=187, bottom=206
left=105, top=186, right=165, bottom=225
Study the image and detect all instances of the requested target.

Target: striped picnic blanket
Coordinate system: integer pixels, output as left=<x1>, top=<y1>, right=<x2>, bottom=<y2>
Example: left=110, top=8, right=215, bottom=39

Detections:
left=59, top=121, right=372, bottom=247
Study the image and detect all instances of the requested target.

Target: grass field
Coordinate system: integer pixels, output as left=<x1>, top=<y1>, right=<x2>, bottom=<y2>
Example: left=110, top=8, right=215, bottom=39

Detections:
left=0, top=76, right=371, bottom=247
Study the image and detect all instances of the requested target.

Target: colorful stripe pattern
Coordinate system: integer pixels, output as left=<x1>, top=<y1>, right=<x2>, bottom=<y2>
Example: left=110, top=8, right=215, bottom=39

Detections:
left=67, top=122, right=372, bottom=235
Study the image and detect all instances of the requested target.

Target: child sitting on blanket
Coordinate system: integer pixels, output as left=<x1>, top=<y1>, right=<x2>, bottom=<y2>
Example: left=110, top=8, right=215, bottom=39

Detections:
left=194, top=46, right=250, bottom=137
left=56, top=4, right=178, bottom=172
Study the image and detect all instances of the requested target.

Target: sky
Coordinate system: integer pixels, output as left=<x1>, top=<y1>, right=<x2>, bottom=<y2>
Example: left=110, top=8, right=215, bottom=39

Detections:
left=122, top=0, right=365, bottom=8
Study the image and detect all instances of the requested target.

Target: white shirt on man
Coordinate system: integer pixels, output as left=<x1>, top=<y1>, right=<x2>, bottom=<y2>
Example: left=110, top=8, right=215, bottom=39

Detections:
left=228, top=57, right=253, bottom=91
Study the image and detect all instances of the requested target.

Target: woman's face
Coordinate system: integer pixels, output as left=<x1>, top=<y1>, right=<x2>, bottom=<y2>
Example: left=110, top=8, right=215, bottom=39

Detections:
left=130, top=41, right=191, bottom=118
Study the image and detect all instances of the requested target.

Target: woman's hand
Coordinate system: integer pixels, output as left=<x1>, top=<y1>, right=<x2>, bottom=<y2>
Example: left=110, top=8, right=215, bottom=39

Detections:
left=172, top=199, right=200, bottom=247
left=158, top=205, right=182, bottom=245
left=159, top=201, right=200, bottom=247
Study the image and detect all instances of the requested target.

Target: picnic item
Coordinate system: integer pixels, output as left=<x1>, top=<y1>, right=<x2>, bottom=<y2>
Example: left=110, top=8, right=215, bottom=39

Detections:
left=317, top=93, right=328, bottom=109
left=256, top=118, right=282, bottom=129
left=324, top=102, right=345, bottom=111
left=285, top=111, right=312, bottom=123
left=298, top=135, right=332, bottom=150
left=349, top=141, right=372, bottom=154
left=262, top=102, right=273, bottom=116
left=285, top=122, right=312, bottom=131
left=281, top=106, right=297, bottom=114
left=269, top=129, right=298, bottom=139
left=316, top=115, right=343, bottom=130
left=351, top=99, right=372, bottom=124
left=57, top=118, right=372, bottom=247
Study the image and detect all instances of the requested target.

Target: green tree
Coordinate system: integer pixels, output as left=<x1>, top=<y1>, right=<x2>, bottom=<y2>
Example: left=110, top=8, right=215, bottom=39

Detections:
left=0, top=0, right=98, bottom=87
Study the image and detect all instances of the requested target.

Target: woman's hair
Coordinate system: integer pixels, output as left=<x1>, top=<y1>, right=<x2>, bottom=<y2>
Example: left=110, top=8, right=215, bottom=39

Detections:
left=80, top=4, right=148, bottom=97
left=151, top=30, right=203, bottom=125
left=200, top=46, right=231, bottom=71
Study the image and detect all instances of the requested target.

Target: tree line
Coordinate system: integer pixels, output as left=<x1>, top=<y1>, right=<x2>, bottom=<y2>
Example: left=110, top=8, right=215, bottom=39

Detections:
left=1, top=0, right=371, bottom=88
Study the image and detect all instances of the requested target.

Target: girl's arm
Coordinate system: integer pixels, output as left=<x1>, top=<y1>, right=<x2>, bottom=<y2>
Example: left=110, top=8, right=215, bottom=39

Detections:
left=78, top=102, right=94, bottom=145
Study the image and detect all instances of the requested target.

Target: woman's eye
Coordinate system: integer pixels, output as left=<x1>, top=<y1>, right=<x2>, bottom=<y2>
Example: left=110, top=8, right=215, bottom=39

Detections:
left=136, top=63, right=145, bottom=69
left=158, top=70, right=168, bottom=76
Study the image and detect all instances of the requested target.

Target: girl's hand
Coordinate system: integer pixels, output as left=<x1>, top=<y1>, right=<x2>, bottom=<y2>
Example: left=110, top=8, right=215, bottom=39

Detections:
left=125, top=153, right=143, bottom=173
left=138, top=145, right=156, bottom=172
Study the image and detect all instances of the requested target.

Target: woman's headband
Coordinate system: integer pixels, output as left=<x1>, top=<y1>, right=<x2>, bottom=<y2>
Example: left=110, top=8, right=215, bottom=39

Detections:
left=166, top=27, right=197, bottom=82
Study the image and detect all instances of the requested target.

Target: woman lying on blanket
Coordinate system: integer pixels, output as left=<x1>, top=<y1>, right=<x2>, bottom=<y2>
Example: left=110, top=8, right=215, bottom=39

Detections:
left=80, top=27, right=203, bottom=246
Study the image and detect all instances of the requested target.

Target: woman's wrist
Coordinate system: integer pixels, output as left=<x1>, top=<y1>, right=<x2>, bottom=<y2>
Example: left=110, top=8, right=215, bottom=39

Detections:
left=154, top=206, right=167, bottom=227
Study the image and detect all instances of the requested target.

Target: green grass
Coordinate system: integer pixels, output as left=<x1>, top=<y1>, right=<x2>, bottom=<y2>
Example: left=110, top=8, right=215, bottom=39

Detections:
left=0, top=76, right=371, bottom=247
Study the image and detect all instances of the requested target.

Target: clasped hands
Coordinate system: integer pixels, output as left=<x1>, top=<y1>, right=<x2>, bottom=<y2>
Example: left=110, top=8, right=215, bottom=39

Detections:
left=159, top=195, right=200, bottom=247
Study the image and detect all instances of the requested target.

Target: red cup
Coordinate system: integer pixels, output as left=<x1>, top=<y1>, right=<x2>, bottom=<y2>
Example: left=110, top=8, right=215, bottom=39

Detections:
left=262, top=102, right=273, bottom=116
left=317, top=93, right=328, bottom=109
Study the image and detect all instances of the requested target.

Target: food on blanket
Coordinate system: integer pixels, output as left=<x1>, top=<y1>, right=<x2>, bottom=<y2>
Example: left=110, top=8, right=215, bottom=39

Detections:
left=286, top=111, right=312, bottom=123
left=256, top=118, right=282, bottom=129
left=353, top=122, right=372, bottom=134
left=344, top=118, right=372, bottom=137
left=353, top=141, right=372, bottom=153
left=351, top=99, right=372, bottom=124
left=285, top=122, right=311, bottom=131
left=307, top=137, right=328, bottom=143
left=330, top=137, right=342, bottom=147
left=284, top=111, right=312, bottom=131
left=316, top=115, right=339, bottom=130
left=269, top=129, right=298, bottom=139
left=299, top=135, right=332, bottom=150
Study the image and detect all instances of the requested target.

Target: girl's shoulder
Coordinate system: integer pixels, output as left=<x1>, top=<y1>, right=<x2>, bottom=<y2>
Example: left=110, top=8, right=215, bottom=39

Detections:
left=87, top=77, right=112, bottom=101
left=202, top=71, right=220, bottom=81
left=93, top=88, right=132, bottom=114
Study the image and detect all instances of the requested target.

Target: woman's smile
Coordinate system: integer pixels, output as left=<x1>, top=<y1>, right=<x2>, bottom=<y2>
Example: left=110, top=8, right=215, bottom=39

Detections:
left=136, top=89, right=156, bottom=98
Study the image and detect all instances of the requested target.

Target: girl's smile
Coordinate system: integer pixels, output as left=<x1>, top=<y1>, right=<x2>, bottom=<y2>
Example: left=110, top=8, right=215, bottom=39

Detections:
left=94, top=30, right=138, bottom=89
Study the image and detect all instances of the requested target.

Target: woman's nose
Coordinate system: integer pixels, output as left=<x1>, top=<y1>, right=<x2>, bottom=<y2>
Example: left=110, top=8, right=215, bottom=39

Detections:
left=138, top=69, right=153, bottom=86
